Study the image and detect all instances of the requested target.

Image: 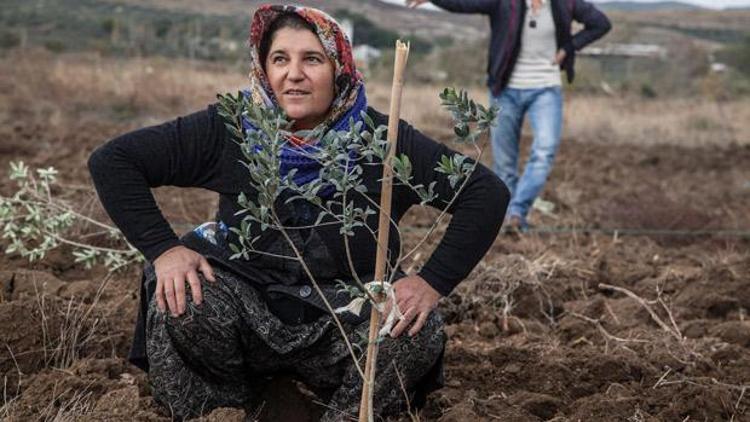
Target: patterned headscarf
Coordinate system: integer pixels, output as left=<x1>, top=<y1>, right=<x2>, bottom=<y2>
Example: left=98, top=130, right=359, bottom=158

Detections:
left=241, top=5, right=369, bottom=198
left=246, top=4, right=366, bottom=130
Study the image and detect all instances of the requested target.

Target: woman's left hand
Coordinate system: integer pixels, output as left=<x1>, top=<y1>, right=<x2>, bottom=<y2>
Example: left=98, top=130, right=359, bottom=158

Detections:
left=387, top=275, right=442, bottom=337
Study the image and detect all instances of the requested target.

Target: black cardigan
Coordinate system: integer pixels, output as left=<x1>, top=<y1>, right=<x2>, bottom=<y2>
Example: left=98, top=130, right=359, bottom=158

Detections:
left=89, top=104, right=509, bottom=371
left=89, top=105, right=509, bottom=298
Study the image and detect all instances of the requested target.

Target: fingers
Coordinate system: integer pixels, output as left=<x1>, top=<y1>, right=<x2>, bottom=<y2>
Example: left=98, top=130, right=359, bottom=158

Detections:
left=390, top=307, right=416, bottom=338
left=153, top=247, right=214, bottom=317
left=155, top=277, right=166, bottom=313
left=408, top=311, right=429, bottom=337
left=164, top=277, right=177, bottom=316
left=391, top=308, right=431, bottom=338
left=387, top=275, right=441, bottom=337
left=394, top=282, right=413, bottom=312
left=383, top=296, right=394, bottom=318
left=199, top=257, right=216, bottom=282
left=174, top=274, right=186, bottom=315
left=553, top=49, right=566, bottom=65
left=186, top=270, right=203, bottom=306
left=156, top=273, right=205, bottom=317
left=396, top=298, right=409, bottom=316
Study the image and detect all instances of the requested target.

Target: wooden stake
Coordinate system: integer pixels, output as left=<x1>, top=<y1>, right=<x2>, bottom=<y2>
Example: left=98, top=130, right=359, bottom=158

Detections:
left=358, top=39, right=410, bottom=422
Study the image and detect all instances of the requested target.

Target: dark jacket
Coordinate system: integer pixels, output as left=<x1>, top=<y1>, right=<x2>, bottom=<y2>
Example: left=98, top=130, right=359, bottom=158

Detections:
left=88, top=105, right=508, bottom=298
left=431, top=0, right=612, bottom=95
left=88, top=104, right=509, bottom=371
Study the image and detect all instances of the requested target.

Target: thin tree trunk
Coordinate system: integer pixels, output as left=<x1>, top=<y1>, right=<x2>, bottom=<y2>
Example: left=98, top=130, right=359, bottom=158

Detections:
left=358, top=39, right=410, bottom=422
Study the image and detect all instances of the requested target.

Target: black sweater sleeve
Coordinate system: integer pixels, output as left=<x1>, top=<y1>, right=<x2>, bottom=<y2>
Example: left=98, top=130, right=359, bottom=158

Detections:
left=397, top=120, right=509, bottom=296
left=88, top=105, right=227, bottom=262
left=430, top=0, right=498, bottom=14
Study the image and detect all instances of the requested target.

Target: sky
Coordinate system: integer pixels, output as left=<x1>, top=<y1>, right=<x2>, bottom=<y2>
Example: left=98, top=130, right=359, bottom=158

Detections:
left=380, top=0, right=750, bottom=10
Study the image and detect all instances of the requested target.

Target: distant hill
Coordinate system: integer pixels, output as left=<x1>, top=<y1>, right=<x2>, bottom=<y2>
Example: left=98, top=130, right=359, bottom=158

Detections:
left=100, top=0, right=486, bottom=41
left=595, top=1, right=705, bottom=11
left=0, top=0, right=486, bottom=60
left=5, top=0, right=749, bottom=62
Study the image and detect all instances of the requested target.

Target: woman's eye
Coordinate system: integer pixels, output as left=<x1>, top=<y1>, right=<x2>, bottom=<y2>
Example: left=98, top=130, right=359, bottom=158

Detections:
left=306, top=56, right=323, bottom=64
left=272, top=56, right=287, bottom=64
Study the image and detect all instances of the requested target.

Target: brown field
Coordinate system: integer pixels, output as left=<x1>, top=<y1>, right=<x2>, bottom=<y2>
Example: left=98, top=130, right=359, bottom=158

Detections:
left=607, top=9, right=750, bottom=32
left=1, top=49, right=750, bottom=421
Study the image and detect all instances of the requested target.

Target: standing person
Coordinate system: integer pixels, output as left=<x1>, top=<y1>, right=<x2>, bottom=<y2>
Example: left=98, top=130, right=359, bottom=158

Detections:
left=88, top=4, right=508, bottom=421
left=409, top=0, right=611, bottom=230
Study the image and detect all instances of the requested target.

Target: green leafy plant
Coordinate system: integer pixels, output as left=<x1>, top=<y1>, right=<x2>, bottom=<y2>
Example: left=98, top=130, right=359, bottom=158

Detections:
left=0, top=161, right=141, bottom=271
left=217, top=87, right=496, bottom=397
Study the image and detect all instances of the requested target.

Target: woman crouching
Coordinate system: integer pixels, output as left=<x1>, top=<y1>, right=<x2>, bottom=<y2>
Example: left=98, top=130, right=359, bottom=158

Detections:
left=88, top=4, right=508, bottom=421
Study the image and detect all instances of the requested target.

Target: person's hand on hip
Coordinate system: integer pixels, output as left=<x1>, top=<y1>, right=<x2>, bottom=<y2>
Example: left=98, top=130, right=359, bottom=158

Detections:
left=406, top=0, right=429, bottom=8
left=388, top=274, right=441, bottom=337
left=553, top=49, right=567, bottom=65
left=153, top=245, right=216, bottom=317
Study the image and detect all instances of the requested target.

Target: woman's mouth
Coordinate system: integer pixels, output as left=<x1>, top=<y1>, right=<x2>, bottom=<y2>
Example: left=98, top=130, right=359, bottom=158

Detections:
left=284, top=89, right=310, bottom=97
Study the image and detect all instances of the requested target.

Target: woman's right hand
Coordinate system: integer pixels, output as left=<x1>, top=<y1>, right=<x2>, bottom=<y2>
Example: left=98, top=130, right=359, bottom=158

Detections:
left=153, top=245, right=216, bottom=316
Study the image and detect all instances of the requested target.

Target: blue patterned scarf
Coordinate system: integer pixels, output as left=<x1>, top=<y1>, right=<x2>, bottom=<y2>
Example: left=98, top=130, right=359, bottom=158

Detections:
left=240, top=85, right=367, bottom=198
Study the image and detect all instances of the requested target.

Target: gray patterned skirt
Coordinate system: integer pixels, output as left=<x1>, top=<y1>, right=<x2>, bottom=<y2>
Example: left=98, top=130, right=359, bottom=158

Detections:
left=145, top=266, right=446, bottom=421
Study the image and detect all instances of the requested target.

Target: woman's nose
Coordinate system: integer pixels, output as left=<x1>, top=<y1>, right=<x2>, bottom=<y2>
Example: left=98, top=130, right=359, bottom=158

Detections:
left=286, top=61, right=305, bottom=81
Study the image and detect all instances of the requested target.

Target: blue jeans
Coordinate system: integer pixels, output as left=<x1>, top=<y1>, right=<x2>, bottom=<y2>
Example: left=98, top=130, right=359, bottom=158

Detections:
left=490, top=86, right=563, bottom=223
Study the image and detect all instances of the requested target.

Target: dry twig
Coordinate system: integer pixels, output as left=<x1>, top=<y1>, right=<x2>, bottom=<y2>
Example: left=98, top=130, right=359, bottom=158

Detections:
left=393, top=361, right=421, bottom=422
left=598, top=283, right=683, bottom=342
left=569, top=311, right=647, bottom=354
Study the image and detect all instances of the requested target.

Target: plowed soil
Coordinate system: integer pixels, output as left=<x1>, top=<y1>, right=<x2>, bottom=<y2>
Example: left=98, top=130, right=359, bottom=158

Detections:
left=1, top=51, right=749, bottom=422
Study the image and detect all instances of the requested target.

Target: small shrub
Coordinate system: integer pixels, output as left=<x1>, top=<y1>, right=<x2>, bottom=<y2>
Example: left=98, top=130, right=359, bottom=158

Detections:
left=715, top=34, right=750, bottom=76
left=688, top=116, right=721, bottom=131
left=0, top=30, right=20, bottom=49
left=0, top=162, right=141, bottom=271
left=43, top=40, right=66, bottom=53
left=640, top=83, right=657, bottom=99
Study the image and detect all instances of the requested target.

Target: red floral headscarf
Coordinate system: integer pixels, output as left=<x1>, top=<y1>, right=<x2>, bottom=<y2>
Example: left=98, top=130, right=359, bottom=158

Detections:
left=246, top=5, right=365, bottom=129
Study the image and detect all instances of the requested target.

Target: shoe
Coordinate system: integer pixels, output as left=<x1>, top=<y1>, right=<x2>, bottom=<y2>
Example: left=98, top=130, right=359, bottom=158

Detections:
left=504, top=214, right=528, bottom=233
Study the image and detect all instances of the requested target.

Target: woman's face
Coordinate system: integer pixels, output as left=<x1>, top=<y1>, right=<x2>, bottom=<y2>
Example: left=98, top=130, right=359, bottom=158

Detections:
left=265, top=27, right=335, bottom=130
